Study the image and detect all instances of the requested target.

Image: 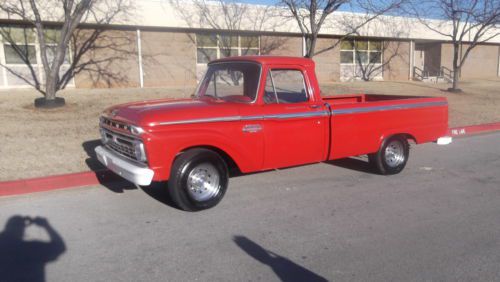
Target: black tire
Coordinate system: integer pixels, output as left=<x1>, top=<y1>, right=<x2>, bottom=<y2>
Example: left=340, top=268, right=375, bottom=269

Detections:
left=168, top=148, right=229, bottom=211
left=369, top=135, right=409, bottom=175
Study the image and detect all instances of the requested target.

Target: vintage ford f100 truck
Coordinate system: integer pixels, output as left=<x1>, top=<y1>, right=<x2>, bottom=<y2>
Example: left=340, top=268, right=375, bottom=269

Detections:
left=95, top=56, right=451, bottom=211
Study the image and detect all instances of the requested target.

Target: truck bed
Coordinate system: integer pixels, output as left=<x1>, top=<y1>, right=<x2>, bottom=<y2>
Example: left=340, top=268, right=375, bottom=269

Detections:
left=323, top=94, right=449, bottom=160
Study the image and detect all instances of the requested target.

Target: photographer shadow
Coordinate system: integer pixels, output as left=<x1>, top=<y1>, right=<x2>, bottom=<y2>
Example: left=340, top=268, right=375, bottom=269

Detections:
left=0, top=216, right=66, bottom=282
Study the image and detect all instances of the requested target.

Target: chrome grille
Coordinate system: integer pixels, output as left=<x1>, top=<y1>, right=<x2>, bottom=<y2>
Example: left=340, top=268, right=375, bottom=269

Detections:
left=101, top=117, right=132, bottom=132
left=101, top=128, right=140, bottom=162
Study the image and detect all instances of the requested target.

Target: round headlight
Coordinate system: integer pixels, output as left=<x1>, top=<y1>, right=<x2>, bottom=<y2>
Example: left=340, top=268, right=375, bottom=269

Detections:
left=130, top=126, right=144, bottom=135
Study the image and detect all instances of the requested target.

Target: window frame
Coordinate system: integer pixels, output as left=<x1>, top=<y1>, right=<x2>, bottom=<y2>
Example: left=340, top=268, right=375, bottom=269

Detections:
left=195, top=61, right=263, bottom=104
left=196, top=33, right=260, bottom=65
left=3, top=43, right=38, bottom=65
left=264, top=68, right=310, bottom=105
left=1, top=27, right=72, bottom=67
left=340, top=39, right=383, bottom=65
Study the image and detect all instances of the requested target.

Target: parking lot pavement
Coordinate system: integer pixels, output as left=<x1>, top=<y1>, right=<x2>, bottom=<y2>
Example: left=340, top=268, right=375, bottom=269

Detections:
left=0, top=132, right=499, bottom=282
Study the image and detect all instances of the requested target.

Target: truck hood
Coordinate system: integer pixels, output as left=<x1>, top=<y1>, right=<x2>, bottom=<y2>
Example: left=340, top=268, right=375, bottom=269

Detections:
left=103, top=98, right=241, bottom=127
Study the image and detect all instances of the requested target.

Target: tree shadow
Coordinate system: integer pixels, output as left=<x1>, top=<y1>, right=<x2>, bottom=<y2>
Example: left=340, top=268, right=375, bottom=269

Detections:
left=0, top=215, right=66, bottom=282
left=233, top=236, right=328, bottom=282
left=325, top=156, right=379, bottom=175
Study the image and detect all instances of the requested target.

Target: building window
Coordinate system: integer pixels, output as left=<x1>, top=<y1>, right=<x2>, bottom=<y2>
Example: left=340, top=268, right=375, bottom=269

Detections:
left=340, top=39, right=382, bottom=65
left=0, top=26, right=71, bottom=65
left=4, top=44, right=37, bottom=64
left=196, top=33, right=260, bottom=64
left=1, top=26, right=38, bottom=65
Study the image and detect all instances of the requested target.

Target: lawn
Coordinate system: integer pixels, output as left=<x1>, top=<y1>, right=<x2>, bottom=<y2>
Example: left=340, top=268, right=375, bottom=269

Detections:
left=0, top=79, right=498, bottom=181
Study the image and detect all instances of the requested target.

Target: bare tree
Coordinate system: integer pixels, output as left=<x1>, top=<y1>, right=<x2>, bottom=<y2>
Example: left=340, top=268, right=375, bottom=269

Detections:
left=0, top=0, right=132, bottom=108
left=169, top=0, right=287, bottom=60
left=409, top=0, right=500, bottom=92
left=279, top=0, right=405, bottom=58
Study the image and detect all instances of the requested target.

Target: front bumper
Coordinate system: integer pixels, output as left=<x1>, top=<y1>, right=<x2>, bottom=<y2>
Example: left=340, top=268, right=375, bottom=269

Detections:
left=95, top=145, right=154, bottom=186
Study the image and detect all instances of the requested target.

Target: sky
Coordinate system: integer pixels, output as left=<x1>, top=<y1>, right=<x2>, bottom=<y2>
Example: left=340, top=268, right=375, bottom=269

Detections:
left=235, top=0, right=277, bottom=4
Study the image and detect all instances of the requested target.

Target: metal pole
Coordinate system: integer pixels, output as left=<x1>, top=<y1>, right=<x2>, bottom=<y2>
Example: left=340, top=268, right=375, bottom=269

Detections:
left=137, top=29, right=144, bottom=88
left=409, top=40, right=414, bottom=80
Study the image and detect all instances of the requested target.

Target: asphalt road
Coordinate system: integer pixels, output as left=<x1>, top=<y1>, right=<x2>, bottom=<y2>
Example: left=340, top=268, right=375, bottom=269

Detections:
left=0, top=132, right=499, bottom=282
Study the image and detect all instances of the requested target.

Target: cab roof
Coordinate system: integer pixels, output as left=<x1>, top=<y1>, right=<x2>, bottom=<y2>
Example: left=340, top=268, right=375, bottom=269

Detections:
left=210, top=56, right=315, bottom=67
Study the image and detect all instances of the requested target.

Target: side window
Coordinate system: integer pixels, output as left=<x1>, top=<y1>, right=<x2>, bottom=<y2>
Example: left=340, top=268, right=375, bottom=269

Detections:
left=263, top=71, right=278, bottom=104
left=268, top=70, right=308, bottom=104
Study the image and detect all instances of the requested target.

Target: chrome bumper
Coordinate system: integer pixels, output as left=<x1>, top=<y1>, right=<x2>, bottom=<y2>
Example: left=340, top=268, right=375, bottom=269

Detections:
left=95, top=145, right=154, bottom=186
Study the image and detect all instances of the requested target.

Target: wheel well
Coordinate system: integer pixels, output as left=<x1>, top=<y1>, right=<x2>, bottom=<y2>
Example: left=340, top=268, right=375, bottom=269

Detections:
left=178, top=146, right=241, bottom=175
left=399, top=133, right=417, bottom=145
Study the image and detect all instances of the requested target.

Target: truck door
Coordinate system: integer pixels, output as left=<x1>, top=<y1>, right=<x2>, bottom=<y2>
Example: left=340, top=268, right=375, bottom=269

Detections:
left=260, top=67, right=328, bottom=169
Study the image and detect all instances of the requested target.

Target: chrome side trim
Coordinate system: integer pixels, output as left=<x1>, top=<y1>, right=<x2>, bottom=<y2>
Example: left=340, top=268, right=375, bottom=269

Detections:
left=152, top=116, right=242, bottom=126
left=152, top=111, right=329, bottom=126
left=264, top=111, right=329, bottom=120
left=331, top=101, right=448, bottom=115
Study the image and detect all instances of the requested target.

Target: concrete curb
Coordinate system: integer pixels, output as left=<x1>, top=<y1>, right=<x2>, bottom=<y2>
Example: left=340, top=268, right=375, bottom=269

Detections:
left=448, top=122, right=500, bottom=137
left=1, top=122, right=499, bottom=198
left=0, top=170, right=120, bottom=197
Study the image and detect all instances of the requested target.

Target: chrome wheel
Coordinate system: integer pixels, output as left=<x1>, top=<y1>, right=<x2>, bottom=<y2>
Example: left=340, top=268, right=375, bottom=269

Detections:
left=384, top=140, right=405, bottom=168
left=186, top=163, right=221, bottom=202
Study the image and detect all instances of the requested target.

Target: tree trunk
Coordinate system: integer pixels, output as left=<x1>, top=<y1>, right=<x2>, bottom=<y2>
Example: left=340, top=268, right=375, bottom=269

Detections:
left=45, top=73, right=57, bottom=100
left=452, top=68, right=460, bottom=90
left=34, top=70, right=65, bottom=108
left=449, top=43, right=462, bottom=92
left=305, top=35, right=317, bottom=58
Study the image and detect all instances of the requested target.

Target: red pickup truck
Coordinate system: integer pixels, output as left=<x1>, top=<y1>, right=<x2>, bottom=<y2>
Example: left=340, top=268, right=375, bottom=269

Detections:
left=95, top=56, right=450, bottom=211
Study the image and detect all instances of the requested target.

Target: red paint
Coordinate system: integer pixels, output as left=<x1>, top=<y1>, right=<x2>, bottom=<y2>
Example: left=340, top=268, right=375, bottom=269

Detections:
left=0, top=170, right=118, bottom=197
left=100, top=56, right=450, bottom=182
left=448, top=122, right=500, bottom=137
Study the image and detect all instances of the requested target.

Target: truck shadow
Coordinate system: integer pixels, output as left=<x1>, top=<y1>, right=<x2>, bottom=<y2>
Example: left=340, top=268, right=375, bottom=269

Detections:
left=233, top=235, right=328, bottom=282
left=137, top=182, right=179, bottom=209
left=325, top=157, right=379, bottom=175
left=82, top=139, right=137, bottom=193
left=82, top=139, right=106, bottom=172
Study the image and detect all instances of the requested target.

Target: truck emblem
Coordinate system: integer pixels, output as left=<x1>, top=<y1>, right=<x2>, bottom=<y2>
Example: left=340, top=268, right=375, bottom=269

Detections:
left=111, top=109, right=119, bottom=117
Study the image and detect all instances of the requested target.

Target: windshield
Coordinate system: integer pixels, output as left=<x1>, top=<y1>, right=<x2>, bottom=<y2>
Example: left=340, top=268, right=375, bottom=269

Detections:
left=196, top=62, right=261, bottom=103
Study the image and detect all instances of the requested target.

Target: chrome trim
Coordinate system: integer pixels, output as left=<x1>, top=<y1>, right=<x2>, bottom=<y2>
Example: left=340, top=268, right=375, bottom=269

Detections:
left=264, top=111, right=329, bottom=120
left=242, top=124, right=263, bottom=133
left=150, top=101, right=445, bottom=126
left=152, top=116, right=242, bottom=126
left=100, top=116, right=144, bottom=137
left=152, top=111, right=329, bottom=126
left=95, top=146, right=154, bottom=186
left=331, top=101, right=448, bottom=115
left=100, top=127, right=146, bottom=164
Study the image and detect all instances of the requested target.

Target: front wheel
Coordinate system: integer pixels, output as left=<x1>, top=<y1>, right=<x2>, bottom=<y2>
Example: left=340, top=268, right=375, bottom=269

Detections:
left=369, top=135, right=409, bottom=175
left=168, top=149, right=229, bottom=211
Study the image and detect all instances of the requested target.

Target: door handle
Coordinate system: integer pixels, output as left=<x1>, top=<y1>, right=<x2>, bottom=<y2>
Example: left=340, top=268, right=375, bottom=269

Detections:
left=309, top=104, right=321, bottom=109
left=242, top=124, right=262, bottom=133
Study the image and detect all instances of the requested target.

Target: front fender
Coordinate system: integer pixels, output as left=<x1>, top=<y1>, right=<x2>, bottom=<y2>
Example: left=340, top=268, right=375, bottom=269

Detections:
left=146, top=123, right=264, bottom=181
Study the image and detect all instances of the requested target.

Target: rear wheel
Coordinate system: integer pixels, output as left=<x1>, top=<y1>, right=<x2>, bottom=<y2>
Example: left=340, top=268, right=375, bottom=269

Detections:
left=168, top=149, right=229, bottom=211
left=369, top=135, right=409, bottom=175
